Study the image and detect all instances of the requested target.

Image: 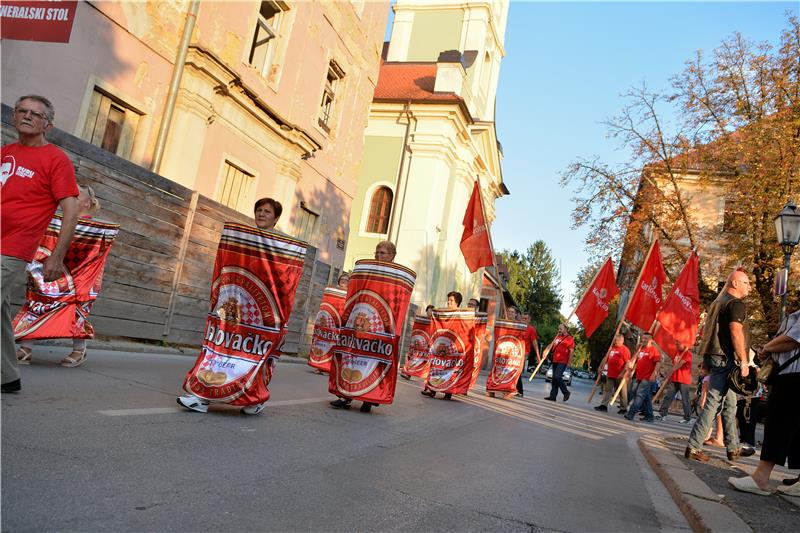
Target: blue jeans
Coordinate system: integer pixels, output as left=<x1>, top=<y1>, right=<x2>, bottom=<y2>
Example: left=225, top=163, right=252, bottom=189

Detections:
left=548, top=363, right=569, bottom=399
left=688, top=355, right=739, bottom=453
left=626, top=379, right=654, bottom=420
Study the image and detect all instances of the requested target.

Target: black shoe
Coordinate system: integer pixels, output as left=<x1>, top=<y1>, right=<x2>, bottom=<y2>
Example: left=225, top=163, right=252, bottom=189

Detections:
left=594, top=405, right=608, bottom=412
left=783, top=476, right=800, bottom=486
left=544, top=396, right=556, bottom=401
left=617, top=408, right=627, bottom=414
left=517, top=392, right=524, bottom=398
left=685, top=446, right=711, bottom=462
left=400, top=373, right=411, bottom=380
left=1, top=379, right=21, bottom=393
left=330, top=398, right=351, bottom=409
left=563, top=392, right=570, bottom=402
left=421, top=389, right=436, bottom=398
left=727, top=447, right=756, bottom=461
left=360, top=402, right=373, bottom=413
left=444, top=393, right=452, bottom=400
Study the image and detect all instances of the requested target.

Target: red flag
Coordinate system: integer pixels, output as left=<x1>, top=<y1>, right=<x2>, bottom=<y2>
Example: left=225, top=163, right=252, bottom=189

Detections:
left=460, top=181, right=493, bottom=272
left=653, top=252, right=701, bottom=357
left=574, top=258, right=620, bottom=337
left=625, top=240, right=667, bottom=331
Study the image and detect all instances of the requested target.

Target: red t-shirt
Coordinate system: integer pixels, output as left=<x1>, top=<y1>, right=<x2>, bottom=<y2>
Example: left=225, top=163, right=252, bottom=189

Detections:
left=550, top=334, right=574, bottom=364
left=524, top=325, right=538, bottom=354
left=671, top=349, right=693, bottom=384
left=634, top=345, right=661, bottom=381
left=1, top=142, right=78, bottom=261
left=606, top=344, right=631, bottom=379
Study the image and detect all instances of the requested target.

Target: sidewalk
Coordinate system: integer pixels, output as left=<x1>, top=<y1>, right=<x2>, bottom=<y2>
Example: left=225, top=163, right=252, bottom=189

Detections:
left=640, top=434, right=799, bottom=532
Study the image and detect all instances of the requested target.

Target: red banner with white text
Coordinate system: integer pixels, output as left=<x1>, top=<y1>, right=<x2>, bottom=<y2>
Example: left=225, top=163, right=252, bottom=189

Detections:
left=486, top=320, right=527, bottom=393
left=625, top=240, right=667, bottom=332
left=574, top=257, right=619, bottom=337
left=329, top=260, right=416, bottom=405
left=402, top=315, right=432, bottom=378
left=307, top=287, right=347, bottom=373
left=425, top=310, right=477, bottom=395
left=654, top=251, right=701, bottom=358
left=183, top=223, right=307, bottom=406
left=0, top=1, right=77, bottom=43
left=13, top=216, right=118, bottom=340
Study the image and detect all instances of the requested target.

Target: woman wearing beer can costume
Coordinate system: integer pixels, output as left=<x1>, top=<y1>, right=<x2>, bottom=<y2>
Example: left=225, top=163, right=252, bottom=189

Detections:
left=329, top=241, right=416, bottom=413
left=421, top=292, right=462, bottom=399
left=400, top=304, right=434, bottom=381
left=14, top=186, right=117, bottom=368
left=177, top=198, right=307, bottom=416
left=308, top=272, right=350, bottom=375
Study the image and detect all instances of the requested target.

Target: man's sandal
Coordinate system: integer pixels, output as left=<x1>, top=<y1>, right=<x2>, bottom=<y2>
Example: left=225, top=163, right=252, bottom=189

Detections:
left=61, top=349, right=87, bottom=368
left=16, top=347, right=32, bottom=365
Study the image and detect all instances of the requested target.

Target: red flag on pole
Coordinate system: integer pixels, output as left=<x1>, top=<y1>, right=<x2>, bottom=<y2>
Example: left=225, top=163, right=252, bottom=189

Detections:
left=460, top=181, right=494, bottom=273
left=653, top=251, right=701, bottom=357
left=574, top=257, right=620, bottom=337
left=625, top=240, right=667, bottom=331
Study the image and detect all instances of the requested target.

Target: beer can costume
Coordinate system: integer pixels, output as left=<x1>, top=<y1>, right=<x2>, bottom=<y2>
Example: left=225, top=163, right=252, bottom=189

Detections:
left=183, top=223, right=307, bottom=407
left=13, top=215, right=119, bottom=340
left=485, top=320, right=527, bottom=394
left=425, top=309, right=477, bottom=396
left=329, top=259, right=416, bottom=405
left=469, top=312, right=488, bottom=390
left=401, top=315, right=432, bottom=378
left=307, top=287, right=347, bottom=374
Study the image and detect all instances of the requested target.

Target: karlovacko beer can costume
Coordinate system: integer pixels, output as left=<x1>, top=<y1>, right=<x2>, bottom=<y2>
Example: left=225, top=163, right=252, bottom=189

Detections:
left=13, top=215, right=118, bottom=340
left=469, top=312, right=488, bottom=389
left=183, top=223, right=307, bottom=406
left=425, top=309, right=477, bottom=395
left=329, top=259, right=416, bottom=405
left=307, top=287, right=347, bottom=374
left=485, top=319, right=527, bottom=394
left=401, top=315, right=432, bottom=378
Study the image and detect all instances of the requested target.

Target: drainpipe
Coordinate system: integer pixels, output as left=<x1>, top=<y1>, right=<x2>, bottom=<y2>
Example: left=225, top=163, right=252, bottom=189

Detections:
left=150, top=0, right=201, bottom=173
left=387, top=101, right=414, bottom=245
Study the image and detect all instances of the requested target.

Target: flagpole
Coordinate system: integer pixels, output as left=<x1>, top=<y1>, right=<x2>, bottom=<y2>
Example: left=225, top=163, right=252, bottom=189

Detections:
left=590, top=238, right=658, bottom=404
left=527, top=310, right=575, bottom=382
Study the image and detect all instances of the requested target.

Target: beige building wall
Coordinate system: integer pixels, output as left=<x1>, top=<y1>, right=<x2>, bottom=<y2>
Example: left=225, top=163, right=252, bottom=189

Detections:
left=2, top=0, right=389, bottom=267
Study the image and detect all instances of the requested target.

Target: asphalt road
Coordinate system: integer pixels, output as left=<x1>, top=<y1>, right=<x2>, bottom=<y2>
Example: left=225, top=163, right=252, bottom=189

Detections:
left=2, top=347, right=693, bottom=532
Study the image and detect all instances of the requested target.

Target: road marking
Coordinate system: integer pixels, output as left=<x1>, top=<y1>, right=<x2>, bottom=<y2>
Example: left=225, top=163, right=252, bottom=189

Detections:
left=97, top=397, right=332, bottom=416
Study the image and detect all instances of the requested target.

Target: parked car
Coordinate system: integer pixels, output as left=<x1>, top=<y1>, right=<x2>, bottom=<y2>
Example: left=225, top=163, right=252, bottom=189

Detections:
left=545, top=367, right=572, bottom=385
left=575, top=370, right=590, bottom=380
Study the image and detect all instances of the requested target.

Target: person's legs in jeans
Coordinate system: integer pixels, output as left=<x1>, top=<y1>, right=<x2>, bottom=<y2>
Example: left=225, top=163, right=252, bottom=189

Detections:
left=688, top=356, right=733, bottom=451
left=659, top=382, right=678, bottom=417
left=720, top=387, right=740, bottom=454
left=626, top=380, right=646, bottom=420
left=642, top=380, right=654, bottom=420
left=554, top=363, right=569, bottom=397
left=2, top=256, right=28, bottom=386
left=548, top=363, right=566, bottom=399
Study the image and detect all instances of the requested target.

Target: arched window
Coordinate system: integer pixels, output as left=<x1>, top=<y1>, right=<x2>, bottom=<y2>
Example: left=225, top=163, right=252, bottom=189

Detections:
left=366, top=186, right=393, bottom=234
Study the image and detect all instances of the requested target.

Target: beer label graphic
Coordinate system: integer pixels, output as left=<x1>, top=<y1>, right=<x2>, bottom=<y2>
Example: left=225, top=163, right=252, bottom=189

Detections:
left=308, top=287, right=346, bottom=372
left=402, top=315, right=432, bottom=377
left=486, top=320, right=527, bottom=393
left=330, top=260, right=416, bottom=405
left=424, top=310, right=477, bottom=395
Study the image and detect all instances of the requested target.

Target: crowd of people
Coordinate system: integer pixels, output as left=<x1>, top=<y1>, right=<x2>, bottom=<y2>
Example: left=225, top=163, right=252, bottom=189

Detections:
left=2, top=94, right=797, bottom=498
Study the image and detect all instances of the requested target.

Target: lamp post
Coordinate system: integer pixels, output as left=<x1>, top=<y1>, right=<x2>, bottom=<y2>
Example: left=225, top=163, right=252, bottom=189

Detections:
left=773, top=200, right=800, bottom=324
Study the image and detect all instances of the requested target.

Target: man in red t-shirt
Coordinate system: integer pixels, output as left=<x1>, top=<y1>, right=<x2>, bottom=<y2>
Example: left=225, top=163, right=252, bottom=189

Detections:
left=522, top=313, right=541, bottom=371
left=624, top=333, right=662, bottom=422
left=655, top=341, right=693, bottom=423
left=544, top=323, right=575, bottom=402
left=595, top=334, right=630, bottom=413
left=1, top=95, right=79, bottom=393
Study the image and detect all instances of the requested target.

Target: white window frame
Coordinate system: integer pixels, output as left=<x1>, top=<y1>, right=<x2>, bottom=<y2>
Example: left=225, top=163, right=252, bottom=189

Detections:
left=317, top=59, right=345, bottom=134
left=214, top=156, right=258, bottom=214
left=247, top=1, right=289, bottom=81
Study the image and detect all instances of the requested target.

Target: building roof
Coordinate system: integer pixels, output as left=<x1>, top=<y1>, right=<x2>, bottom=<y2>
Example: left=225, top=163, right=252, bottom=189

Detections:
left=374, top=62, right=465, bottom=105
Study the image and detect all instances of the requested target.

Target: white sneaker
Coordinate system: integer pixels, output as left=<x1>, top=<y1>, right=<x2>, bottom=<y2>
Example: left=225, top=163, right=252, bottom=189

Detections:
left=241, top=402, right=267, bottom=415
left=654, top=414, right=666, bottom=421
left=177, top=395, right=208, bottom=413
left=679, top=418, right=692, bottom=424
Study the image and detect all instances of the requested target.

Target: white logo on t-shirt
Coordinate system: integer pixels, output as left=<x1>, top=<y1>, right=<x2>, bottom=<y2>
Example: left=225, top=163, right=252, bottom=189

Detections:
left=1, top=155, right=15, bottom=186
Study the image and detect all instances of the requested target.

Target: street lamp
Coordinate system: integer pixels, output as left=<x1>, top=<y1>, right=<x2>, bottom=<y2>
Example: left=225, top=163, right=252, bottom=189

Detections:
left=773, top=200, right=800, bottom=324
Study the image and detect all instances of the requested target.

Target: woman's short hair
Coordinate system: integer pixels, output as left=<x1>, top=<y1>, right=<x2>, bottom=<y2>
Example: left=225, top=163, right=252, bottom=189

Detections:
left=254, top=197, right=283, bottom=220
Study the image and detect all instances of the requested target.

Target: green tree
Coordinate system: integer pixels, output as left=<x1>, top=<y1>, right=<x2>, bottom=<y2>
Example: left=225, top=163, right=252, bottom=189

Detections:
left=498, top=241, right=563, bottom=344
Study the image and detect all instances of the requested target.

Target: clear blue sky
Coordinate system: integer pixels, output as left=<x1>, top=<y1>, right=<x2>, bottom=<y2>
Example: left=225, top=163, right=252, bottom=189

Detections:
left=491, top=1, right=797, bottom=313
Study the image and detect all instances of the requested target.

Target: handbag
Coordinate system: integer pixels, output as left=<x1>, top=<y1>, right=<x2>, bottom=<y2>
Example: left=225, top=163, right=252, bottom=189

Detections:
left=759, top=350, right=800, bottom=385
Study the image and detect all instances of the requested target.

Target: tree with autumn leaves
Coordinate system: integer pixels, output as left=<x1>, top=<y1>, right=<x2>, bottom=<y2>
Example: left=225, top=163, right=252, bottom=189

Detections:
left=563, top=15, right=799, bottom=334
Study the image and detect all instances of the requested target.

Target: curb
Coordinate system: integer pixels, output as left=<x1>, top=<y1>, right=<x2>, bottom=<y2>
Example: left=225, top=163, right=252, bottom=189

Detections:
left=638, top=435, right=752, bottom=533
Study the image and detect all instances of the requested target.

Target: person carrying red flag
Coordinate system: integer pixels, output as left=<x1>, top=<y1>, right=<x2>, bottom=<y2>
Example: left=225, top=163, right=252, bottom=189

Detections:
left=594, top=334, right=630, bottom=413
left=544, top=323, right=575, bottom=402
left=655, top=340, right=693, bottom=423
left=575, top=257, right=619, bottom=338
left=460, top=180, right=493, bottom=273
left=624, top=333, right=662, bottom=422
left=653, top=251, right=701, bottom=359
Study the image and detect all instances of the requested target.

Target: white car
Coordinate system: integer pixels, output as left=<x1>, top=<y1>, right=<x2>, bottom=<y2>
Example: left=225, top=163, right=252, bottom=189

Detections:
left=545, top=367, right=572, bottom=385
